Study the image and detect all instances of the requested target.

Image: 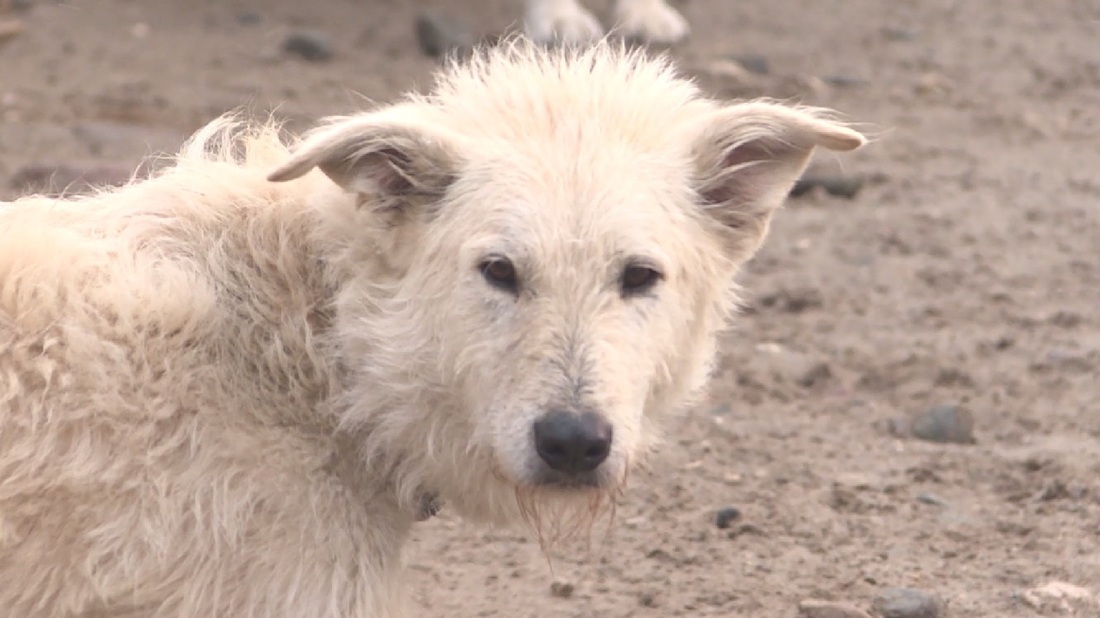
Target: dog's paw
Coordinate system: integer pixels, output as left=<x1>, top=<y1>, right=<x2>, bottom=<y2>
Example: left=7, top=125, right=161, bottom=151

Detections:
left=525, top=0, right=605, bottom=46
left=613, top=0, right=690, bottom=45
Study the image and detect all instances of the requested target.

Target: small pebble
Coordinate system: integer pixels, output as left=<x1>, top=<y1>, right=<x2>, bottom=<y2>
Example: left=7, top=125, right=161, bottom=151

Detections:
left=822, top=75, right=870, bottom=88
left=915, top=493, right=948, bottom=507
left=729, top=53, right=770, bottom=75
left=709, top=403, right=732, bottom=416
left=549, top=579, right=574, bottom=598
left=758, top=287, right=823, bottom=314
left=911, top=404, right=976, bottom=445
left=1019, top=581, right=1097, bottom=613
left=796, top=361, right=832, bottom=388
left=282, top=31, right=334, bottom=62
left=883, top=26, right=919, bottom=41
left=790, top=175, right=866, bottom=199
left=798, top=599, right=873, bottom=618
left=872, top=587, right=944, bottom=618
left=236, top=11, right=262, bottom=26
left=715, top=506, right=741, bottom=529
left=415, top=11, right=474, bottom=60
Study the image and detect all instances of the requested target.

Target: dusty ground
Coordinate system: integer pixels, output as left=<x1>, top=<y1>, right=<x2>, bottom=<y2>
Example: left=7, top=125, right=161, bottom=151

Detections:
left=3, top=0, right=1099, bottom=616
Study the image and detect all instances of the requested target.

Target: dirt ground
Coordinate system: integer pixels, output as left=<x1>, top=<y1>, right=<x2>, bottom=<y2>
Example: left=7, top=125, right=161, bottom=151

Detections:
left=3, top=0, right=1099, bottom=616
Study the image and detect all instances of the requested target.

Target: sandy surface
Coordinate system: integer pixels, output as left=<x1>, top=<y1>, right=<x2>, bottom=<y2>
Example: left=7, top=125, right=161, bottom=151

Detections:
left=3, top=0, right=1099, bottom=616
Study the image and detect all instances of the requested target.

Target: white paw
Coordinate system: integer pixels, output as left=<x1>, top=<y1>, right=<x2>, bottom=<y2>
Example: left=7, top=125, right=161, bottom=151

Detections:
left=613, top=0, right=690, bottom=45
left=524, top=0, right=605, bottom=46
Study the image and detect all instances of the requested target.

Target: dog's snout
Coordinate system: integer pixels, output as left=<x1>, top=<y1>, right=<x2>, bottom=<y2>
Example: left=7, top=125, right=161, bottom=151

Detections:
left=533, top=410, right=613, bottom=475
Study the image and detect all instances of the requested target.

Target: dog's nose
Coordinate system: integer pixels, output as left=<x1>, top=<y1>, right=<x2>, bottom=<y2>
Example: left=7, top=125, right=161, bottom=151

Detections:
left=533, top=410, right=613, bottom=474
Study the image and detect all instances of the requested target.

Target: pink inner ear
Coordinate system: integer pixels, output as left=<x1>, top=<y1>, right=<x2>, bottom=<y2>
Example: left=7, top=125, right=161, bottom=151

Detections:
left=360, top=147, right=414, bottom=195
left=698, top=139, right=778, bottom=212
left=326, top=146, right=417, bottom=197
left=721, top=138, right=781, bottom=170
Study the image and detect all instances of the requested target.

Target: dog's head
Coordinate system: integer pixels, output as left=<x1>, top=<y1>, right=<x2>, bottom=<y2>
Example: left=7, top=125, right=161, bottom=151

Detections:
left=268, top=42, right=865, bottom=534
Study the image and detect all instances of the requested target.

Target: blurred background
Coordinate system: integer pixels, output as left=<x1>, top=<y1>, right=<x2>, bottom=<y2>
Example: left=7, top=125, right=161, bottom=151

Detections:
left=2, top=1, right=1098, bottom=616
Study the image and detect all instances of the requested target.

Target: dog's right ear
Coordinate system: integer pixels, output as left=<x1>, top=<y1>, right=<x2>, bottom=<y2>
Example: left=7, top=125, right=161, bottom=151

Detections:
left=267, top=109, right=462, bottom=211
left=691, top=101, right=866, bottom=260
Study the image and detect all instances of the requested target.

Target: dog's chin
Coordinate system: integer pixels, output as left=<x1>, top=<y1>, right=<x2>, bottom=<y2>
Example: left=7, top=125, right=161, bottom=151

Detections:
left=505, top=464, right=627, bottom=550
left=511, top=481, right=618, bottom=550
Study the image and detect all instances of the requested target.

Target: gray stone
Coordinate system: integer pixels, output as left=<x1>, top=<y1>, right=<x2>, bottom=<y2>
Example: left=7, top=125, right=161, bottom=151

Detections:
left=549, top=579, right=574, bottom=598
left=790, top=174, right=866, bottom=199
left=883, top=27, right=920, bottom=41
left=282, top=31, right=333, bottom=62
left=798, top=599, right=873, bottom=618
left=911, top=404, right=976, bottom=444
left=729, top=53, right=770, bottom=75
left=714, top=506, right=741, bottom=529
left=796, top=361, right=833, bottom=388
left=236, top=11, right=262, bottom=26
left=872, top=587, right=944, bottom=618
left=415, top=11, right=474, bottom=60
left=915, top=493, right=948, bottom=507
left=822, top=75, right=870, bottom=88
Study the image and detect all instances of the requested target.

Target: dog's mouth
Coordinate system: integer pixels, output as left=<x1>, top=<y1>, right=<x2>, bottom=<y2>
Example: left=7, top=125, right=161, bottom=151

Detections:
left=488, top=455, right=618, bottom=495
left=498, top=456, right=625, bottom=493
left=530, top=468, right=603, bottom=490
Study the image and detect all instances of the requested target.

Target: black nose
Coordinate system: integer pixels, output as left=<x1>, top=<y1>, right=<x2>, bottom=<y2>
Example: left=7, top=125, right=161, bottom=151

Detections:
left=533, top=410, right=613, bottom=475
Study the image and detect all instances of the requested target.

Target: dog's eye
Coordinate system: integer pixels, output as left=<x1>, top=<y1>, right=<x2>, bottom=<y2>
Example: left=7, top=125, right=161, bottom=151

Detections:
left=480, top=257, right=519, bottom=292
left=621, top=265, right=662, bottom=296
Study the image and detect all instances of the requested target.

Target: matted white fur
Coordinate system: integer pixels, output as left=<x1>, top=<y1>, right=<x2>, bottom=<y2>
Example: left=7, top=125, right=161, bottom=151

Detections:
left=0, top=39, right=864, bottom=617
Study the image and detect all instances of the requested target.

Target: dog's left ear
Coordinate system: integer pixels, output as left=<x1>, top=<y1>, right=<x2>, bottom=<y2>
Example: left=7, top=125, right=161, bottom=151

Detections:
left=267, top=108, right=462, bottom=213
left=692, top=101, right=866, bottom=257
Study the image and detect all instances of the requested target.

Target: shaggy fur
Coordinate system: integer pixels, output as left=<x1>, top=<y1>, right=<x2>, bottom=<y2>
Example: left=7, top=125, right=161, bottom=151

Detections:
left=0, top=40, right=864, bottom=617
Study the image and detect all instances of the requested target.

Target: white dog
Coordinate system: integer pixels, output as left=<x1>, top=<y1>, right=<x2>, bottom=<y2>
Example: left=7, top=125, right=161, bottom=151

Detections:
left=0, top=40, right=864, bottom=617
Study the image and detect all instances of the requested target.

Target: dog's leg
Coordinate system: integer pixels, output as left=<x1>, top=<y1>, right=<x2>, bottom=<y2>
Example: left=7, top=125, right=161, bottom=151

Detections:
left=524, top=0, right=604, bottom=46
left=612, top=0, right=690, bottom=45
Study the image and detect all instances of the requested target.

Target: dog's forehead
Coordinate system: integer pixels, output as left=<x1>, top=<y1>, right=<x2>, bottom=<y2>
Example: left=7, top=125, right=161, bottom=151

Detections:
left=428, top=51, right=718, bottom=267
left=449, top=141, right=695, bottom=252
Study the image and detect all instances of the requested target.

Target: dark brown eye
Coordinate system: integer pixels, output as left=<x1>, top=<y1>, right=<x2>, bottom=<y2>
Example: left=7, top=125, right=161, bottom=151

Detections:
left=480, top=257, right=519, bottom=292
left=621, top=265, right=661, bottom=295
